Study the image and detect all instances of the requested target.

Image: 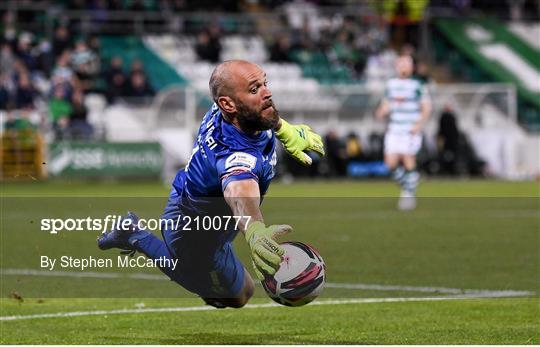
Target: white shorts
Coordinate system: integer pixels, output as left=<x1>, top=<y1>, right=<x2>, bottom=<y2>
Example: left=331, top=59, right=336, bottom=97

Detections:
left=384, top=132, right=422, bottom=156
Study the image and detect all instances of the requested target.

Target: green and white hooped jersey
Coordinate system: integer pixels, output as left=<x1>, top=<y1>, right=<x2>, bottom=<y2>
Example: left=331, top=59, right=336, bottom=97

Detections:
left=384, top=77, right=429, bottom=133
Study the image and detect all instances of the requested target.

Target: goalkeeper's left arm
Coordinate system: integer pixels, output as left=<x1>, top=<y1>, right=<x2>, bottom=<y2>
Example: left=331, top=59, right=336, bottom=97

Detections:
left=274, top=118, right=325, bottom=166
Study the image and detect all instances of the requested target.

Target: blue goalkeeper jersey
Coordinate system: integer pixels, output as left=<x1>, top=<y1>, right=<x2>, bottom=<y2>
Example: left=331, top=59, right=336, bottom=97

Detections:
left=172, top=103, right=277, bottom=216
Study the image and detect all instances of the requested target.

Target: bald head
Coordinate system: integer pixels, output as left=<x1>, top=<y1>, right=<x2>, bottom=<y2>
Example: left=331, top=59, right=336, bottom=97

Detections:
left=209, top=60, right=254, bottom=102
left=208, top=60, right=278, bottom=133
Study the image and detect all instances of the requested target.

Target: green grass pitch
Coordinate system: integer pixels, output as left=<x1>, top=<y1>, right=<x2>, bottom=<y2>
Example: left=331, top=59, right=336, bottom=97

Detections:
left=1, top=179, right=539, bottom=344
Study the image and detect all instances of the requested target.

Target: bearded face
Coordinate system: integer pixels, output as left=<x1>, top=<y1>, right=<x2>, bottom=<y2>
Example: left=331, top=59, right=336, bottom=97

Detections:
left=234, top=98, right=280, bottom=133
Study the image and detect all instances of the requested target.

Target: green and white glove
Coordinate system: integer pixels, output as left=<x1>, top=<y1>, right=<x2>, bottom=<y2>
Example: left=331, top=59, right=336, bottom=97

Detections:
left=275, top=119, right=325, bottom=166
left=245, top=221, right=292, bottom=280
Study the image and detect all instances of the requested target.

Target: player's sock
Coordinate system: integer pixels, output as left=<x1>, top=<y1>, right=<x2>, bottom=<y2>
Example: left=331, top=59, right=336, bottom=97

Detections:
left=403, top=169, right=420, bottom=195
left=392, top=166, right=406, bottom=188
left=134, top=233, right=177, bottom=278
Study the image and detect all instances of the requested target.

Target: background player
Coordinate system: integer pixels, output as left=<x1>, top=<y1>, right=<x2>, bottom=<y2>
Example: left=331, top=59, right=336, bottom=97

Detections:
left=376, top=54, right=431, bottom=210
left=98, top=60, right=325, bottom=308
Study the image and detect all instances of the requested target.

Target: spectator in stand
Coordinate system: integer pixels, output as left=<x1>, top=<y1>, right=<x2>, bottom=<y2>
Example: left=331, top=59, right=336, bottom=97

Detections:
left=331, top=30, right=352, bottom=60
left=2, top=11, right=18, bottom=49
left=128, top=58, right=147, bottom=80
left=69, top=89, right=94, bottom=140
left=103, top=56, right=126, bottom=103
left=71, top=39, right=100, bottom=91
left=12, top=71, right=43, bottom=131
left=52, top=26, right=71, bottom=58
left=195, top=26, right=221, bottom=63
left=49, top=86, right=72, bottom=140
left=290, top=17, right=317, bottom=51
left=88, top=36, right=102, bottom=60
left=15, top=33, right=38, bottom=72
left=12, top=58, right=28, bottom=79
left=124, top=72, right=155, bottom=101
left=15, top=73, right=36, bottom=109
left=104, top=56, right=125, bottom=83
left=51, top=50, right=77, bottom=91
left=269, top=35, right=292, bottom=63
left=0, top=45, right=16, bottom=109
left=1, top=44, right=16, bottom=78
left=35, top=39, right=54, bottom=76
left=0, top=74, right=13, bottom=110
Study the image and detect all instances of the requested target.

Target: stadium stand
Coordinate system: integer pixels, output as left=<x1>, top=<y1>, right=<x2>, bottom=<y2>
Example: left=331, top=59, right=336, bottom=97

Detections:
left=1, top=0, right=539, bottom=180
left=508, top=22, right=540, bottom=51
left=434, top=17, right=540, bottom=131
left=143, top=34, right=340, bottom=113
left=99, top=36, right=187, bottom=91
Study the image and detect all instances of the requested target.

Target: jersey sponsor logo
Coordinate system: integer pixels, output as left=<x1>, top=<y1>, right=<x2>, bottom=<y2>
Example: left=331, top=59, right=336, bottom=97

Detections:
left=225, top=152, right=257, bottom=172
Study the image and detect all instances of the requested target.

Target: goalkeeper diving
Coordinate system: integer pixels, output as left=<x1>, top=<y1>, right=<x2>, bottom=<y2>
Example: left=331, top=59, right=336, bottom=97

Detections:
left=98, top=60, right=324, bottom=308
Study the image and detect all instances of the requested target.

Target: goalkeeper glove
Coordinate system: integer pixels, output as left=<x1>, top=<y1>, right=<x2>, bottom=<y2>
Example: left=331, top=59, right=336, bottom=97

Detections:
left=275, top=119, right=325, bottom=166
left=245, top=221, right=292, bottom=280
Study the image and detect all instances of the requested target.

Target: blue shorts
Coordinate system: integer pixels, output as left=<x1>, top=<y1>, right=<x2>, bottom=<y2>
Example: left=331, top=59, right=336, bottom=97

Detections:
left=160, top=189, right=245, bottom=299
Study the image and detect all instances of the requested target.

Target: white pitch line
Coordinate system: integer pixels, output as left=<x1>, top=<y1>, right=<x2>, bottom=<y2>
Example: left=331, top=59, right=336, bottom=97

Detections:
left=0, top=294, right=530, bottom=322
left=1, top=268, right=535, bottom=297
left=1, top=268, right=165, bottom=281
left=324, top=282, right=534, bottom=296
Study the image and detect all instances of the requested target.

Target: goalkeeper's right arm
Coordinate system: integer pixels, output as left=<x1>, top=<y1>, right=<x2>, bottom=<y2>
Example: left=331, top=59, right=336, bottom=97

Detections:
left=224, top=179, right=292, bottom=280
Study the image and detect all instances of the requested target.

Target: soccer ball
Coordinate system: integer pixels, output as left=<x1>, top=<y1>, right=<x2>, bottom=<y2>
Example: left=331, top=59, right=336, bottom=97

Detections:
left=261, top=241, right=326, bottom=307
